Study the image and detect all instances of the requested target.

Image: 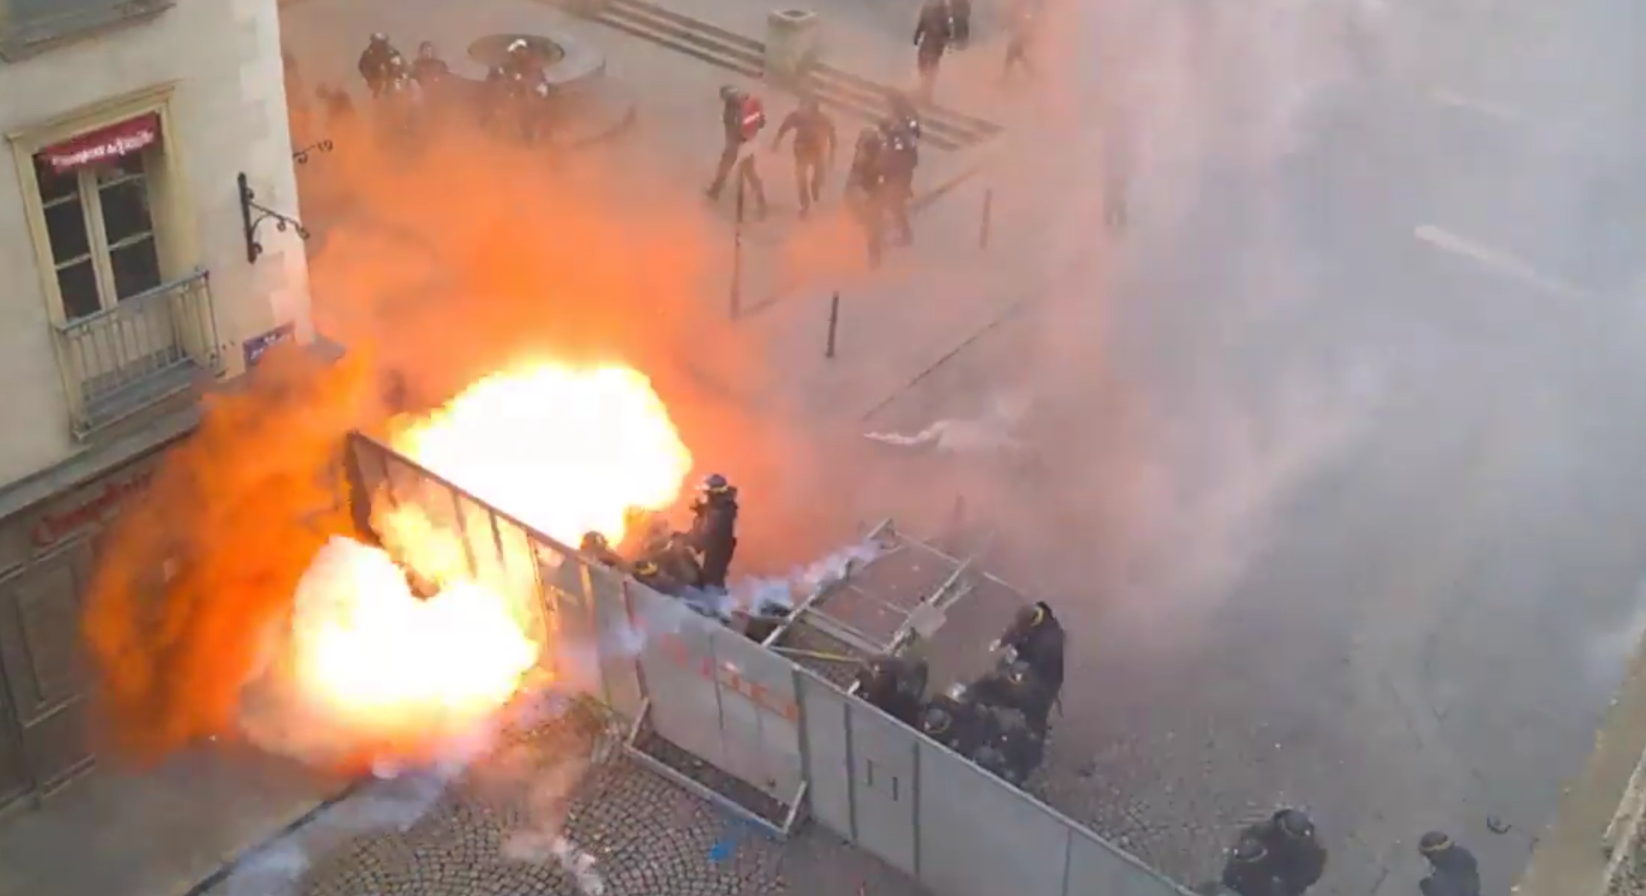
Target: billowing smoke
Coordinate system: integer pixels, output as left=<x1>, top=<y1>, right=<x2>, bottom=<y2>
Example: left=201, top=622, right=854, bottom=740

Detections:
left=728, top=539, right=885, bottom=612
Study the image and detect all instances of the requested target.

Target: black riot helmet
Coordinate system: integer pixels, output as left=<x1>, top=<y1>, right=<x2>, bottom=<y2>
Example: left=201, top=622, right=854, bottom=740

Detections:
left=1231, top=836, right=1268, bottom=865
left=1418, top=831, right=1453, bottom=856
left=701, top=473, right=731, bottom=495
left=920, top=704, right=954, bottom=737
left=418, top=40, right=437, bottom=59
left=1274, top=808, right=1316, bottom=842
left=507, top=38, right=530, bottom=57
left=634, top=558, right=660, bottom=578
left=580, top=531, right=609, bottom=554
left=1005, top=659, right=1035, bottom=688
left=719, top=84, right=741, bottom=103
left=370, top=32, right=389, bottom=45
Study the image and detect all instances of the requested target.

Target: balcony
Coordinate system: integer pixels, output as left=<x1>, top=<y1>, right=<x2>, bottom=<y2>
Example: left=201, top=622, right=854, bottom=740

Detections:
left=0, top=0, right=175, bottom=62
left=54, top=268, right=222, bottom=439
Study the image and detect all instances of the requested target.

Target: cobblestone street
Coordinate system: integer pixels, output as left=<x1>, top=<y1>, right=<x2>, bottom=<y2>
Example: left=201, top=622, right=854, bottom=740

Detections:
left=234, top=708, right=924, bottom=896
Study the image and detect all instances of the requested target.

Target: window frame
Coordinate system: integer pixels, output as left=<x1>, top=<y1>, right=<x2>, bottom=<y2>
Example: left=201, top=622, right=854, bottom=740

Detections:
left=40, top=156, right=162, bottom=320
left=7, top=82, right=197, bottom=329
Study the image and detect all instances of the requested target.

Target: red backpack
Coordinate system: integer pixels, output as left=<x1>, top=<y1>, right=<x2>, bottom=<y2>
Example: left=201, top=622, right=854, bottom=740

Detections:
left=738, top=95, right=767, bottom=141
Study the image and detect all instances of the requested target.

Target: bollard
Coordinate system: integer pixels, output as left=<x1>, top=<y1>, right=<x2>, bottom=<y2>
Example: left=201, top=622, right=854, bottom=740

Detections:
left=979, top=187, right=993, bottom=250
left=824, top=291, right=840, bottom=359
left=730, top=175, right=746, bottom=320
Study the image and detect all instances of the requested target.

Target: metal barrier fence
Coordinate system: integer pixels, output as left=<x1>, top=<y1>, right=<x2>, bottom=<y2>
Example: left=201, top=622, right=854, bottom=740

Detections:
left=345, top=431, right=1191, bottom=896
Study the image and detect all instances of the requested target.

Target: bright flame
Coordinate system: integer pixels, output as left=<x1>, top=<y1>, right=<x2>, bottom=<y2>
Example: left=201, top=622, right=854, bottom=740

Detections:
left=288, top=536, right=539, bottom=749
left=272, top=361, right=693, bottom=765
left=388, top=363, right=694, bottom=546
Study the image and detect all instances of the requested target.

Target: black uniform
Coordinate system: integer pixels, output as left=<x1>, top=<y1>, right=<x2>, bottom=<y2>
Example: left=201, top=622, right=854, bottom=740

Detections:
left=845, top=128, right=887, bottom=266
left=687, top=479, right=739, bottom=590
left=358, top=37, right=400, bottom=98
left=912, top=0, right=956, bottom=100
left=997, top=602, right=1066, bottom=691
left=879, top=121, right=918, bottom=247
left=1243, top=811, right=1327, bottom=896
left=979, top=707, right=1044, bottom=785
left=633, top=560, right=689, bottom=598
left=1418, top=833, right=1480, bottom=896
left=706, top=88, right=768, bottom=215
left=412, top=44, right=451, bottom=91
left=856, top=656, right=928, bottom=727
left=1221, top=836, right=1287, bottom=896
left=969, top=658, right=1057, bottom=735
left=772, top=100, right=837, bottom=217
left=920, top=686, right=993, bottom=755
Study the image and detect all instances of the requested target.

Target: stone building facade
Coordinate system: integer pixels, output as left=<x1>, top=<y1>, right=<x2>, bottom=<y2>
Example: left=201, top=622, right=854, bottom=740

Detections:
left=0, top=0, right=318, bottom=815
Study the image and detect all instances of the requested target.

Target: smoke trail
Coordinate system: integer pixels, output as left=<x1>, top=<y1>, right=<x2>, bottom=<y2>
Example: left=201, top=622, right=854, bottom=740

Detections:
left=727, top=539, right=884, bottom=612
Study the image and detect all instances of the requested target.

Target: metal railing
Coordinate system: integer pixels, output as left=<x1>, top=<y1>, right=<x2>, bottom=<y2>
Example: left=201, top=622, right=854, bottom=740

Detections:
left=54, top=268, right=221, bottom=438
left=0, top=0, right=175, bottom=60
left=344, top=431, right=1196, bottom=896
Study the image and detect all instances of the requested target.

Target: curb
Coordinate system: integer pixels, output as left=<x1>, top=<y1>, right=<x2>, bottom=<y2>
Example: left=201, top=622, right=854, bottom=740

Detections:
left=176, top=779, right=365, bottom=896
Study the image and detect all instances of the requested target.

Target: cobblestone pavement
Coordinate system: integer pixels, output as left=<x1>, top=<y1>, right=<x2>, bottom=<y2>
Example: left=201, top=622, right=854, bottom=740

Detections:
left=244, top=707, right=924, bottom=896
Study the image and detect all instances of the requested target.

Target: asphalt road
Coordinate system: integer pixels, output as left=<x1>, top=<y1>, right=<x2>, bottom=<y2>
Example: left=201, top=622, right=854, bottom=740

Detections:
left=864, top=4, right=1646, bottom=894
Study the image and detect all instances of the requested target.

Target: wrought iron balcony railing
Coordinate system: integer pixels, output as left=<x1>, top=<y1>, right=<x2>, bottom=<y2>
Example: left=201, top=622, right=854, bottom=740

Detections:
left=54, top=268, right=221, bottom=438
left=0, top=0, right=175, bottom=62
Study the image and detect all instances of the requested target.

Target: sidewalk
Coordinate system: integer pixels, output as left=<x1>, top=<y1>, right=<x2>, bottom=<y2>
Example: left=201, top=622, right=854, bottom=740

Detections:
left=0, top=746, right=349, bottom=896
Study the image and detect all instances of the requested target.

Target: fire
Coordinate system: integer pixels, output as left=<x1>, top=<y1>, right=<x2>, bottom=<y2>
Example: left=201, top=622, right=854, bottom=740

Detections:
left=274, top=361, right=693, bottom=764
left=388, top=363, right=694, bottom=547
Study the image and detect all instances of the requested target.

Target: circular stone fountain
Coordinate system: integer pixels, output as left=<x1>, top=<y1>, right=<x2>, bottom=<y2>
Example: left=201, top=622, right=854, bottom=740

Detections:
left=456, top=31, right=636, bottom=149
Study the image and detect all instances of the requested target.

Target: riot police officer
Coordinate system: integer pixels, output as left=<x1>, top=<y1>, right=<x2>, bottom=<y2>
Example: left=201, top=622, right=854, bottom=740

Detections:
left=412, top=41, right=451, bottom=90
left=856, top=655, right=928, bottom=727
left=845, top=126, right=887, bottom=267
left=911, top=0, right=957, bottom=100
left=883, top=91, right=923, bottom=145
left=652, top=531, right=706, bottom=591
left=358, top=33, right=400, bottom=98
left=1221, top=835, right=1286, bottom=896
left=994, top=601, right=1066, bottom=692
left=1418, top=832, right=1480, bottom=896
left=687, top=473, right=738, bottom=590
left=633, top=557, right=687, bottom=597
left=771, top=97, right=837, bottom=218
left=919, top=683, right=992, bottom=755
left=1245, top=809, right=1327, bottom=896
left=969, top=657, right=1057, bottom=735
left=878, top=118, right=918, bottom=248
left=580, top=531, right=627, bottom=569
left=980, top=707, right=1044, bottom=785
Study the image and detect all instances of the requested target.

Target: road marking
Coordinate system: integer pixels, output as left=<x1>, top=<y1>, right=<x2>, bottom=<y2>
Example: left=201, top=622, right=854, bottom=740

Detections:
left=1426, top=88, right=1528, bottom=125
left=1413, top=224, right=1594, bottom=300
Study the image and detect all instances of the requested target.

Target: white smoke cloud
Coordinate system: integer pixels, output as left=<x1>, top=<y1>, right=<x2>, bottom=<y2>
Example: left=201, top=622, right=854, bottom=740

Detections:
left=728, top=539, right=884, bottom=612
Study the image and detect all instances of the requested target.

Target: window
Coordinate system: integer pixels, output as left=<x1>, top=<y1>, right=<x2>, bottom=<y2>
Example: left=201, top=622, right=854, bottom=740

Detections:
left=33, top=149, right=163, bottom=322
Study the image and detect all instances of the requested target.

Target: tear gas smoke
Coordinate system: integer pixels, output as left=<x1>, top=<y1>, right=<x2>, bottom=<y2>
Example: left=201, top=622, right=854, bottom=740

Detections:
left=729, top=539, right=885, bottom=612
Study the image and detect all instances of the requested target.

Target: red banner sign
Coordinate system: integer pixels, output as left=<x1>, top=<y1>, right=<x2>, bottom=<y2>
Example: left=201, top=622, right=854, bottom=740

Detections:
left=41, top=113, right=161, bottom=174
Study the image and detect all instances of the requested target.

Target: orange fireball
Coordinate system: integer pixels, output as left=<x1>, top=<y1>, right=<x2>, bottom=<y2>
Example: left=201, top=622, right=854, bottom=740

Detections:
left=277, top=361, right=692, bottom=762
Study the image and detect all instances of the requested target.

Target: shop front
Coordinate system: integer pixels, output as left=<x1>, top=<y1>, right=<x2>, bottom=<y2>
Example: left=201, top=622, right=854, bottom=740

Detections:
left=0, top=445, right=168, bottom=817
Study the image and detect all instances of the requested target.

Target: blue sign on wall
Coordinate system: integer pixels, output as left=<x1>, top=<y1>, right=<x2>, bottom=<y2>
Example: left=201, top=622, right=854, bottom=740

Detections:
left=243, top=322, right=298, bottom=370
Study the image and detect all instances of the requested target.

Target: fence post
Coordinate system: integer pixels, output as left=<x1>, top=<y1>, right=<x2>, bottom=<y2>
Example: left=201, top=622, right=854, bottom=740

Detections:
left=979, top=187, right=993, bottom=250
left=825, top=291, right=840, bottom=359
left=731, top=173, right=746, bottom=320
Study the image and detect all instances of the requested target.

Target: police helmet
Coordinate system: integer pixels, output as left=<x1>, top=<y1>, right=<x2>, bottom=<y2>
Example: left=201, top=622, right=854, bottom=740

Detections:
left=1231, top=836, right=1268, bottom=864
left=580, top=531, right=609, bottom=552
left=370, top=32, right=388, bottom=44
left=1275, top=808, right=1316, bottom=841
left=701, top=473, right=731, bottom=494
left=634, top=559, right=660, bottom=578
left=945, top=682, right=969, bottom=701
left=1418, top=831, right=1452, bottom=855
left=719, top=85, right=739, bottom=102
left=508, top=38, right=530, bottom=55
left=1005, top=659, right=1034, bottom=687
left=920, top=705, right=953, bottom=736
left=419, top=40, right=437, bottom=58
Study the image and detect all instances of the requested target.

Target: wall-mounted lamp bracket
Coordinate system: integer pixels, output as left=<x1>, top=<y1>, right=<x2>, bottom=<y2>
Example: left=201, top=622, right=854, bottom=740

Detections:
left=293, top=139, right=334, bottom=165
left=238, top=171, right=311, bottom=264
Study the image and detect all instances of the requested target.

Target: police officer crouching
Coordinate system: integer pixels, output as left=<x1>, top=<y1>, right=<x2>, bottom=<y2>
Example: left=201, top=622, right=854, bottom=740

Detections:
left=920, top=683, right=990, bottom=755
left=1418, top=832, right=1479, bottom=896
left=972, top=706, right=1044, bottom=786
left=1220, top=834, right=1284, bottom=896
left=1227, top=809, right=1327, bottom=896
left=687, top=474, right=739, bottom=591
left=969, top=656, right=1058, bottom=735
left=856, top=655, right=928, bottom=727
